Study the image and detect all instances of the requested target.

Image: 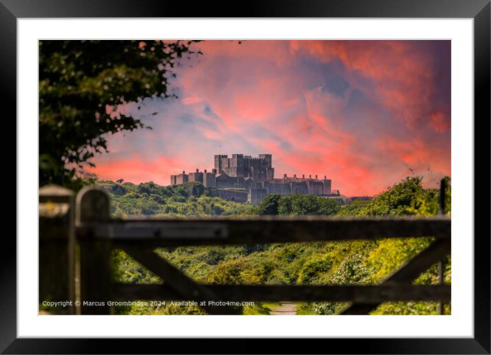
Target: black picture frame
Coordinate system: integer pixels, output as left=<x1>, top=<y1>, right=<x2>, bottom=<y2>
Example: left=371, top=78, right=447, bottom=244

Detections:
left=2, top=0, right=490, bottom=353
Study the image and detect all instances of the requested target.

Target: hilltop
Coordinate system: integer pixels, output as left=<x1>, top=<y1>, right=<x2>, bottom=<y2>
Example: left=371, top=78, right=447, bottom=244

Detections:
left=97, top=180, right=256, bottom=218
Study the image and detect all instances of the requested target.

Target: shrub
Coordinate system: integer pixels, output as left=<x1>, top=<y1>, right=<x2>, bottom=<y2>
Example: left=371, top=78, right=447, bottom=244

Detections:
left=297, top=256, right=333, bottom=284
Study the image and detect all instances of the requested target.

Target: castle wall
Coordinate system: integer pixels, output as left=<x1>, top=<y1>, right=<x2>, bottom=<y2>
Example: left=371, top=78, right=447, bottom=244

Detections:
left=323, top=179, right=332, bottom=194
left=176, top=174, right=188, bottom=185
left=171, top=171, right=188, bottom=185
left=216, top=173, right=245, bottom=189
left=264, top=181, right=290, bottom=195
left=203, top=172, right=216, bottom=188
left=188, top=169, right=204, bottom=183
left=245, top=178, right=262, bottom=191
left=291, top=181, right=309, bottom=195
left=248, top=188, right=267, bottom=204
left=216, top=174, right=232, bottom=188
left=217, top=189, right=248, bottom=203
left=308, top=180, right=324, bottom=195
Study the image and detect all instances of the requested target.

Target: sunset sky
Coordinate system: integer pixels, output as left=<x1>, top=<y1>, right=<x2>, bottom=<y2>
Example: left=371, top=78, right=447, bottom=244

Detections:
left=89, top=40, right=451, bottom=196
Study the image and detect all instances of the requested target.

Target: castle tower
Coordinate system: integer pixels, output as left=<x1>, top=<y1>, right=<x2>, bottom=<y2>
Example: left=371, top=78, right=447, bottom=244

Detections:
left=258, top=154, right=272, bottom=167
left=188, top=169, right=204, bottom=183
left=231, top=154, right=245, bottom=177
left=214, top=155, right=227, bottom=172
left=214, top=154, right=273, bottom=181
left=323, top=176, right=332, bottom=194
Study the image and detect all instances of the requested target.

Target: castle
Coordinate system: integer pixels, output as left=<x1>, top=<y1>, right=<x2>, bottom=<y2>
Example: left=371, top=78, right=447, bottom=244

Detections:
left=170, top=154, right=337, bottom=204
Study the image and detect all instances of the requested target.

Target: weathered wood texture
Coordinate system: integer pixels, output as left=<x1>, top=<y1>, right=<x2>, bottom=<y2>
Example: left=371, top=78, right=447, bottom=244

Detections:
left=437, top=260, right=445, bottom=315
left=77, top=217, right=450, bottom=247
left=438, top=178, right=450, bottom=314
left=39, top=185, right=75, bottom=314
left=112, top=284, right=451, bottom=303
left=76, top=187, right=112, bottom=315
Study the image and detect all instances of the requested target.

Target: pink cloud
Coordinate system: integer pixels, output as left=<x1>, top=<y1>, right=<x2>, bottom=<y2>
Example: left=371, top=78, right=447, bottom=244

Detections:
left=428, top=111, right=451, bottom=133
left=90, top=40, right=451, bottom=196
left=289, top=40, right=450, bottom=131
left=87, top=155, right=190, bottom=185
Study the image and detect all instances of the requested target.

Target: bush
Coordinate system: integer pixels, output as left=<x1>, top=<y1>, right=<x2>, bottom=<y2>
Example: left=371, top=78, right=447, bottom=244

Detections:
left=258, top=194, right=281, bottom=215
left=297, top=256, right=333, bottom=284
left=279, top=195, right=341, bottom=216
left=258, top=194, right=340, bottom=216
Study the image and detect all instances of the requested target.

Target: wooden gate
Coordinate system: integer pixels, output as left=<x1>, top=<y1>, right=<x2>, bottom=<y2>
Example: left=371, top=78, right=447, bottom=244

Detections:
left=39, top=181, right=450, bottom=315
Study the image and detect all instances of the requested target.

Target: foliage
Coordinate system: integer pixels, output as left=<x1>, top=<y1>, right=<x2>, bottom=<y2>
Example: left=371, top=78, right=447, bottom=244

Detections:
left=297, top=255, right=333, bottom=284
left=336, top=199, right=370, bottom=216
left=108, top=176, right=451, bottom=315
left=258, top=194, right=340, bottom=216
left=304, top=176, right=452, bottom=315
left=441, top=176, right=452, bottom=215
left=278, top=195, right=341, bottom=216
left=356, top=176, right=440, bottom=217
left=39, top=40, right=200, bottom=187
left=258, top=194, right=281, bottom=215
left=101, top=180, right=255, bottom=218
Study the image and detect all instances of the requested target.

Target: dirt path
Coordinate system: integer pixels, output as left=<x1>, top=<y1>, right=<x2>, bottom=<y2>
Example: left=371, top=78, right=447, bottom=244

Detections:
left=269, top=302, right=297, bottom=315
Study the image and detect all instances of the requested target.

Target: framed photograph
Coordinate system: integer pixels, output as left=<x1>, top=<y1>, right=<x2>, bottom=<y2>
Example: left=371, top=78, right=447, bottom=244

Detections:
left=4, top=0, right=490, bottom=353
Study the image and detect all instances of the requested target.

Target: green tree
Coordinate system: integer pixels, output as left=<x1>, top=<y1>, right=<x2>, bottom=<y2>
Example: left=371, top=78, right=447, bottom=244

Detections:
left=39, top=40, right=200, bottom=187
left=278, top=195, right=340, bottom=216
left=356, top=176, right=441, bottom=217
left=258, top=194, right=281, bottom=215
left=336, top=199, right=370, bottom=216
left=258, top=194, right=340, bottom=216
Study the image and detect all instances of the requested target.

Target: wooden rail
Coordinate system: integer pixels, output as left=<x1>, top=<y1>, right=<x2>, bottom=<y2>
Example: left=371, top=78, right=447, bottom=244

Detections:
left=77, top=217, right=450, bottom=246
left=112, top=284, right=451, bottom=303
left=39, top=182, right=451, bottom=315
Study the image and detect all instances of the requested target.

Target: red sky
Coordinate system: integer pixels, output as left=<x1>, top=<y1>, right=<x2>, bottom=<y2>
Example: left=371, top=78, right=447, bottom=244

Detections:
left=89, top=40, right=451, bottom=196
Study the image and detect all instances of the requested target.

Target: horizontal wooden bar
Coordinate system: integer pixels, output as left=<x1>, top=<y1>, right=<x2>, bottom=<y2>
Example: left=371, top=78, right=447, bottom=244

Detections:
left=39, top=196, right=73, bottom=204
left=112, top=283, right=451, bottom=303
left=77, top=217, right=450, bottom=246
left=40, top=215, right=72, bottom=240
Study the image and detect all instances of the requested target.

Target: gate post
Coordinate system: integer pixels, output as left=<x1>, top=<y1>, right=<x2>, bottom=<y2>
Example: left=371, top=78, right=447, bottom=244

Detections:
left=438, top=177, right=450, bottom=315
left=76, top=186, right=112, bottom=315
left=39, top=185, right=76, bottom=315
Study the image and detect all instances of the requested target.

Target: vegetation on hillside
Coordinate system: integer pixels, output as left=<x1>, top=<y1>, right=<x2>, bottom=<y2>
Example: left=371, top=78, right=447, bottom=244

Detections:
left=105, top=176, right=451, bottom=315
left=101, top=180, right=256, bottom=218
left=258, top=194, right=340, bottom=216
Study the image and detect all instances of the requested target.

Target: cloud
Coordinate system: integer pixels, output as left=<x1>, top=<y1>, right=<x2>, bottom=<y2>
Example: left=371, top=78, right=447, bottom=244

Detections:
left=90, top=40, right=451, bottom=196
